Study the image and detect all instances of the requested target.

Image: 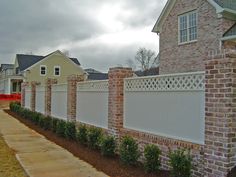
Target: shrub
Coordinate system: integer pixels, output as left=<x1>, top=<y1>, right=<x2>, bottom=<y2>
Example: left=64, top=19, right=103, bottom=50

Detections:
left=119, top=136, right=140, bottom=165
left=87, top=127, right=103, bottom=149
left=32, top=112, right=41, bottom=125
left=169, top=148, right=192, bottom=177
left=38, top=115, right=45, bottom=128
left=43, top=116, right=52, bottom=130
left=10, top=102, right=21, bottom=112
left=56, top=119, right=66, bottom=137
left=65, top=121, right=76, bottom=140
left=144, top=144, right=161, bottom=173
left=51, top=118, right=60, bottom=133
left=76, top=124, right=88, bottom=145
left=100, top=135, right=116, bottom=156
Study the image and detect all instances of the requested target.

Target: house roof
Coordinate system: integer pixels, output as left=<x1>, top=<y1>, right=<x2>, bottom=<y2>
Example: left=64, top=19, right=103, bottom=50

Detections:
left=16, top=53, right=81, bottom=72
left=152, top=0, right=236, bottom=34
left=134, top=67, right=159, bottom=77
left=87, top=73, right=108, bottom=80
left=0, top=64, right=14, bottom=71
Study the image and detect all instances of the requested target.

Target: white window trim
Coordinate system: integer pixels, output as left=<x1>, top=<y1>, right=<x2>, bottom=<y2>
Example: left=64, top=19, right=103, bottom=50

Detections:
left=54, top=66, right=61, bottom=76
left=40, top=65, right=47, bottom=76
left=178, top=10, right=198, bottom=45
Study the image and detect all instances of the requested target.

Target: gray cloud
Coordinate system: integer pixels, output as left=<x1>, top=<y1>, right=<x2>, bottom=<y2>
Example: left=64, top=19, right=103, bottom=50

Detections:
left=0, top=0, right=166, bottom=70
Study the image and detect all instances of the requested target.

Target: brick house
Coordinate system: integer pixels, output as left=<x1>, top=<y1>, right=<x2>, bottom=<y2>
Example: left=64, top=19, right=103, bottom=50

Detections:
left=152, top=0, right=236, bottom=74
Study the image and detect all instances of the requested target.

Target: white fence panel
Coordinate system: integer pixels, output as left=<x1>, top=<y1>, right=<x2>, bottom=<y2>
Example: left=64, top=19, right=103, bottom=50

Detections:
left=0, top=79, right=10, bottom=94
left=35, top=85, right=45, bottom=114
left=124, top=72, right=205, bottom=144
left=76, top=80, right=108, bottom=129
left=51, top=84, right=67, bottom=120
left=25, top=86, right=31, bottom=109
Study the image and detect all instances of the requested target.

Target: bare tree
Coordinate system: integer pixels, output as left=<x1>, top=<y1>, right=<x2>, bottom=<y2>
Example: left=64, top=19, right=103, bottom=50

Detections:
left=135, top=47, right=159, bottom=71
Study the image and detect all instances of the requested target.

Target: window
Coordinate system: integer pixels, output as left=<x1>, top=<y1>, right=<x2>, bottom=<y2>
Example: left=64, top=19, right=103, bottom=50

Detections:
left=54, top=66, right=60, bottom=76
left=178, top=10, right=197, bottom=44
left=40, top=65, right=46, bottom=76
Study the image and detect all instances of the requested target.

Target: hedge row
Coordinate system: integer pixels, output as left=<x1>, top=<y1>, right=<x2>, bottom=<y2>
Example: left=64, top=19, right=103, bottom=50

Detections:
left=10, top=102, right=192, bottom=176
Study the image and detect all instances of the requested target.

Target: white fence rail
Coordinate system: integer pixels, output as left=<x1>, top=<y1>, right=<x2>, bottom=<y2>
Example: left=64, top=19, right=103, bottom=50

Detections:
left=35, top=85, right=45, bottom=114
left=124, top=72, right=205, bottom=144
left=51, top=84, right=67, bottom=120
left=76, top=80, right=108, bottom=129
left=25, top=86, right=31, bottom=109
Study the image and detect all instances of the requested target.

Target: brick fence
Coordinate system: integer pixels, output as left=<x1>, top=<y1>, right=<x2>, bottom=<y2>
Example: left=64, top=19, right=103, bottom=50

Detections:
left=21, top=52, right=236, bottom=177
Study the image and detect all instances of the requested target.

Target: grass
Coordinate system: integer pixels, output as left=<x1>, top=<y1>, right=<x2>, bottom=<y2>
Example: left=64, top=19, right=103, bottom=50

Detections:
left=0, top=135, right=27, bottom=177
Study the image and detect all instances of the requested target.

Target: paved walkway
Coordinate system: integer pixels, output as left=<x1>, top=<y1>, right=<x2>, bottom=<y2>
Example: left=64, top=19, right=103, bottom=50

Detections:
left=0, top=110, right=108, bottom=177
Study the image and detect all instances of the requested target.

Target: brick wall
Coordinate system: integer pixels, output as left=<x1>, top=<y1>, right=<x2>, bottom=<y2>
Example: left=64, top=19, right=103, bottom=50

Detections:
left=204, top=51, right=236, bottom=176
left=159, top=0, right=235, bottom=74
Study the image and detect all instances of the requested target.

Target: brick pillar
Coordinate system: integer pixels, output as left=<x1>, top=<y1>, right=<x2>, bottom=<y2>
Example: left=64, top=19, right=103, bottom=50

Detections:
left=204, top=52, right=236, bottom=177
left=21, top=82, right=28, bottom=107
left=67, top=75, right=84, bottom=122
left=108, top=67, right=133, bottom=139
left=45, top=78, right=57, bottom=116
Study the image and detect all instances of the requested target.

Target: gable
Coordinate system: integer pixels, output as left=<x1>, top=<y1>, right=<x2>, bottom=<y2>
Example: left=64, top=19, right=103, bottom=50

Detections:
left=152, top=0, right=236, bottom=34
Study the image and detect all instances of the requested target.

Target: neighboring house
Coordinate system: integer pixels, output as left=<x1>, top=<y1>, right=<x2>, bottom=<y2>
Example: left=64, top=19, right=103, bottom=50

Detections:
left=152, top=0, right=236, bottom=74
left=85, top=68, right=108, bottom=80
left=0, top=64, right=22, bottom=94
left=0, top=50, right=86, bottom=94
left=15, top=50, right=86, bottom=84
left=134, top=67, right=159, bottom=77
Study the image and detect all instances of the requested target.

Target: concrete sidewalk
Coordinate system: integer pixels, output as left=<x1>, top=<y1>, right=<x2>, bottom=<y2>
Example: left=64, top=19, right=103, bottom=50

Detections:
left=0, top=110, right=108, bottom=177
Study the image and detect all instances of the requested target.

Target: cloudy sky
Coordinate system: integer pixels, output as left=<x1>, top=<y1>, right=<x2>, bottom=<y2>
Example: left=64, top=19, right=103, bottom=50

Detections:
left=0, top=0, right=167, bottom=72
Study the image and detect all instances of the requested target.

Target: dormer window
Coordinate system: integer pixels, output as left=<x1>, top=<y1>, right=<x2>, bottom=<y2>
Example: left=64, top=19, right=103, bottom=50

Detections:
left=54, top=66, right=60, bottom=76
left=40, top=65, right=46, bottom=76
left=178, top=10, right=197, bottom=44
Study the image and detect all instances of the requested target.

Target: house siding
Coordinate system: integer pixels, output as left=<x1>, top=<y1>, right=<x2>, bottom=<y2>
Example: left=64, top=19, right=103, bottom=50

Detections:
left=159, top=0, right=235, bottom=74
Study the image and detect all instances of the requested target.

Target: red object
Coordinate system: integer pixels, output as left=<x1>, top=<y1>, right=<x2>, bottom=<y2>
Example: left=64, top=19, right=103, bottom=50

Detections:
left=0, top=94, right=21, bottom=100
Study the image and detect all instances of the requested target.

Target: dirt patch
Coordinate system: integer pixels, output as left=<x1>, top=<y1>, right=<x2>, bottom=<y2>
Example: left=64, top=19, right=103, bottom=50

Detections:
left=5, top=110, right=170, bottom=177
left=0, top=135, right=27, bottom=177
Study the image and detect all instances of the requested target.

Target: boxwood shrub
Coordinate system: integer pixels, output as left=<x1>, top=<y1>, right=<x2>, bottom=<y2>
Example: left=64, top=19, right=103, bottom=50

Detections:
left=56, top=119, right=67, bottom=137
left=119, top=136, right=140, bottom=165
left=65, top=121, right=76, bottom=140
left=76, top=124, right=88, bottom=145
left=169, top=148, right=192, bottom=177
left=51, top=118, right=60, bottom=133
left=144, top=144, right=161, bottom=173
left=87, top=127, right=103, bottom=149
left=100, top=135, right=116, bottom=156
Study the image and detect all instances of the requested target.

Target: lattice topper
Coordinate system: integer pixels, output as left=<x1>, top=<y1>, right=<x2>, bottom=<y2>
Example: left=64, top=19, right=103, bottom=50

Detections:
left=77, top=80, right=108, bottom=92
left=125, top=72, right=205, bottom=92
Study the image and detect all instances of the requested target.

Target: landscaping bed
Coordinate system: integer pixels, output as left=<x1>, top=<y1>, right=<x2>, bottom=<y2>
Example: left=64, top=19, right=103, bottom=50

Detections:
left=5, top=109, right=170, bottom=177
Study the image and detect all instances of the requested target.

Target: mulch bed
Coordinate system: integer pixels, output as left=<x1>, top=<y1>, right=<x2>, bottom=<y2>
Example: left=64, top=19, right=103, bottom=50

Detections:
left=5, top=109, right=170, bottom=177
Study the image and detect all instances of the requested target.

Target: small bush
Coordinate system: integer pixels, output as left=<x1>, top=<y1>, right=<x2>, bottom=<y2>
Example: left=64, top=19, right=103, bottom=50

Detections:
left=10, top=102, right=21, bottom=112
left=87, top=127, right=103, bottom=149
left=65, top=121, right=76, bottom=140
left=38, top=115, right=45, bottom=128
left=76, top=124, right=88, bottom=145
left=144, top=144, right=161, bottom=173
left=43, top=116, right=52, bottom=130
left=56, top=119, right=66, bottom=137
left=169, top=148, right=192, bottom=177
left=51, top=118, right=60, bottom=132
left=100, top=135, right=116, bottom=156
left=119, top=136, right=140, bottom=165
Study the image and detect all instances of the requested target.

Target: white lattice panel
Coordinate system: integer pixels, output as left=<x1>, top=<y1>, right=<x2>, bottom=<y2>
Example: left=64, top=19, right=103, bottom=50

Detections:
left=125, top=72, right=205, bottom=91
left=77, top=80, right=108, bottom=92
left=52, top=84, right=67, bottom=92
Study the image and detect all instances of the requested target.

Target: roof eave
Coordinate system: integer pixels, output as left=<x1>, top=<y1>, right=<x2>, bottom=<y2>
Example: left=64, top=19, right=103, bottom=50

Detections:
left=221, top=35, right=236, bottom=42
left=152, top=0, right=176, bottom=34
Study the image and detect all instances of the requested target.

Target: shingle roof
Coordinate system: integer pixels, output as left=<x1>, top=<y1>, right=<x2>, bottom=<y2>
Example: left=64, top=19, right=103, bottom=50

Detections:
left=0, top=64, right=14, bottom=71
left=16, top=54, right=80, bottom=72
left=87, top=73, right=108, bottom=80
